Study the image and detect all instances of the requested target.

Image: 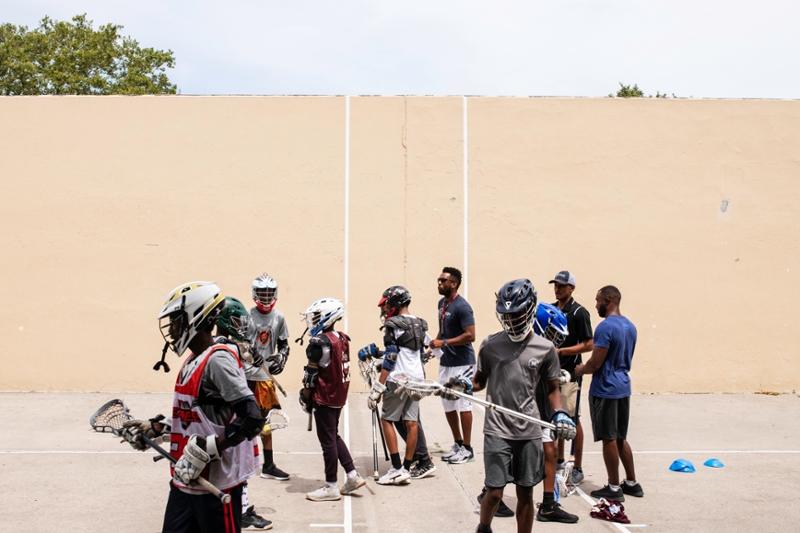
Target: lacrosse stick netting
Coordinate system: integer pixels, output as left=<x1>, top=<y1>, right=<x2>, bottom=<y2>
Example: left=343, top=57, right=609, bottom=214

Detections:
left=262, top=409, right=290, bottom=435
left=90, top=399, right=134, bottom=435
left=389, top=371, right=555, bottom=430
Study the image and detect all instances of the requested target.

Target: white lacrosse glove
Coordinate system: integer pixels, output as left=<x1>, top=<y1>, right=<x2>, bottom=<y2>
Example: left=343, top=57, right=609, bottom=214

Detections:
left=121, top=415, right=168, bottom=451
left=438, top=376, right=472, bottom=401
left=550, top=410, right=577, bottom=440
left=558, top=369, right=571, bottom=385
left=399, top=387, right=427, bottom=402
left=173, top=435, right=220, bottom=486
left=367, top=380, right=385, bottom=411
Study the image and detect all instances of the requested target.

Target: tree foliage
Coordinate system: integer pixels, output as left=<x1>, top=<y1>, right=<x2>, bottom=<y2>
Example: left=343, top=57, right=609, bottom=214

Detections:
left=0, top=14, right=177, bottom=95
left=609, top=83, right=675, bottom=99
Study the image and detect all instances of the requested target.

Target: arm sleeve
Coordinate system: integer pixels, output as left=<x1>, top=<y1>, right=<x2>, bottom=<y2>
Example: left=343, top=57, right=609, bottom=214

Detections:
left=593, top=321, right=611, bottom=349
left=574, top=307, right=594, bottom=342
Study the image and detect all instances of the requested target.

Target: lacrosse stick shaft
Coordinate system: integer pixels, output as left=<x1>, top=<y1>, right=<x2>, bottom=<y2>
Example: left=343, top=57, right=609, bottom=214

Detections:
left=444, top=388, right=555, bottom=430
left=376, top=410, right=389, bottom=461
left=140, top=436, right=232, bottom=505
left=307, top=410, right=313, bottom=432
left=372, top=409, right=379, bottom=481
left=570, top=377, right=582, bottom=456
left=260, top=364, right=287, bottom=397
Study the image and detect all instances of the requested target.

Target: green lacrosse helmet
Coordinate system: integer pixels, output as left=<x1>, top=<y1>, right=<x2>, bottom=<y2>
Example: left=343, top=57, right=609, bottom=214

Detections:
left=217, top=296, right=250, bottom=341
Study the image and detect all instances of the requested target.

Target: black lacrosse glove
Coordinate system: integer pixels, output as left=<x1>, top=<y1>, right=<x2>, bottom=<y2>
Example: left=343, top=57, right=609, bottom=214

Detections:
left=248, top=346, right=265, bottom=368
left=267, top=346, right=289, bottom=375
left=298, top=390, right=312, bottom=413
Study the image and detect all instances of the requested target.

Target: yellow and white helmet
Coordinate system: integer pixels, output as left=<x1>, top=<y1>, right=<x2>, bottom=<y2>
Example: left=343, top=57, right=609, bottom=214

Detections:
left=158, top=282, right=226, bottom=356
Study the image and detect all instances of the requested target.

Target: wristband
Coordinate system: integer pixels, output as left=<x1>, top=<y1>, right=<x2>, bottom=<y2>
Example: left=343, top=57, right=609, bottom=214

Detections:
left=443, top=339, right=448, bottom=347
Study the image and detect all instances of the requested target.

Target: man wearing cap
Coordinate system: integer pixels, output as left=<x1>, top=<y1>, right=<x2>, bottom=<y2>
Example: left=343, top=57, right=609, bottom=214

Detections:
left=549, top=270, right=594, bottom=486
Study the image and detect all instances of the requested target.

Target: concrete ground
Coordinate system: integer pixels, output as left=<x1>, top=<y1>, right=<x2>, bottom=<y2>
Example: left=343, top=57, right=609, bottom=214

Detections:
left=1, top=390, right=798, bottom=533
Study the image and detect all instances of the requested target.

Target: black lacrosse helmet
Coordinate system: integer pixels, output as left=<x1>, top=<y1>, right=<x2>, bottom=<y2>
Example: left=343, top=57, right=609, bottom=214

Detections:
left=378, top=285, right=411, bottom=322
left=495, top=279, right=538, bottom=342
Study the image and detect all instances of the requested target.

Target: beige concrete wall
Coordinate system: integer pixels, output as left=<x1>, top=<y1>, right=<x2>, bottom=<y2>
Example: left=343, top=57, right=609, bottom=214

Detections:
left=1, top=96, right=798, bottom=393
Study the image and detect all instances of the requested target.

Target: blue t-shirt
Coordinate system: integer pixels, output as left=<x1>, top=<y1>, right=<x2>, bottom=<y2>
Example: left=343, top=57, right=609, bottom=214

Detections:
left=589, top=315, right=637, bottom=399
left=437, top=294, right=476, bottom=367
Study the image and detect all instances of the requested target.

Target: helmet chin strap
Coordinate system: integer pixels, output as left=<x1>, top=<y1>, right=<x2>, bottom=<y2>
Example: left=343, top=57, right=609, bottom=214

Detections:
left=153, top=341, right=171, bottom=373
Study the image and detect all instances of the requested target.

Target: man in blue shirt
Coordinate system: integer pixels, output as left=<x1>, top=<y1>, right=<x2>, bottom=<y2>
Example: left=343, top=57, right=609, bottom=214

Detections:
left=429, top=267, right=477, bottom=464
left=575, top=285, right=644, bottom=501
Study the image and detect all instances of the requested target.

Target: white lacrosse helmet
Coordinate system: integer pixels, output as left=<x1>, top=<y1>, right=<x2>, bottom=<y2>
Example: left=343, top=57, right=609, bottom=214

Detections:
left=158, top=282, right=226, bottom=357
left=301, top=297, right=344, bottom=337
left=252, top=273, right=278, bottom=313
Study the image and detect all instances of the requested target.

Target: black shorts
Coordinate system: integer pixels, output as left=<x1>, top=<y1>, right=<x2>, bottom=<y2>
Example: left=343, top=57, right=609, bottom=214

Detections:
left=162, top=481, right=243, bottom=533
left=588, top=395, right=630, bottom=442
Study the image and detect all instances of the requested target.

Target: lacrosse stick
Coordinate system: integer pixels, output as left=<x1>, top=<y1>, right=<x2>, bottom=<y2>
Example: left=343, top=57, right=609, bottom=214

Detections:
left=570, top=376, right=582, bottom=456
left=262, top=409, right=290, bottom=436
left=260, top=364, right=287, bottom=397
left=389, top=371, right=555, bottom=430
left=90, top=399, right=231, bottom=504
left=376, top=408, right=390, bottom=460
left=371, top=409, right=379, bottom=481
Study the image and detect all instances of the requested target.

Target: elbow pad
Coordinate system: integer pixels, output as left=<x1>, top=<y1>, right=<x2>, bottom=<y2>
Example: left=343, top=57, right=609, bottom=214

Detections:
left=224, top=396, right=266, bottom=444
left=303, top=365, right=319, bottom=389
left=382, top=345, right=399, bottom=371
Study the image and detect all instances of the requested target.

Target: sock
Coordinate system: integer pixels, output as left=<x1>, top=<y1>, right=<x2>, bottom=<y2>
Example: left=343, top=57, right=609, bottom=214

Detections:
left=326, top=481, right=338, bottom=488
left=609, top=483, right=621, bottom=491
left=477, top=522, right=492, bottom=533
left=624, top=479, right=637, bottom=486
left=557, top=459, right=565, bottom=467
left=464, top=444, right=473, bottom=452
left=391, top=453, right=402, bottom=470
left=403, top=458, right=413, bottom=471
left=346, top=470, right=358, bottom=479
left=455, top=439, right=464, bottom=447
left=543, top=491, right=555, bottom=505
left=241, top=483, right=249, bottom=513
left=264, top=449, right=274, bottom=467
left=573, top=466, right=583, bottom=473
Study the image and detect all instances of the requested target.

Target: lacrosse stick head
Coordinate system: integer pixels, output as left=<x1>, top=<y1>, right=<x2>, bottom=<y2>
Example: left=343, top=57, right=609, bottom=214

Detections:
left=388, top=371, right=439, bottom=396
left=262, top=409, right=290, bottom=436
left=90, top=399, right=133, bottom=436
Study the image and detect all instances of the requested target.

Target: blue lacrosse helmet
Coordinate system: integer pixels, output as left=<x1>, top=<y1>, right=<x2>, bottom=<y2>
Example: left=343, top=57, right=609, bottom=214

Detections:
left=495, top=279, right=538, bottom=342
left=533, top=303, right=569, bottom=347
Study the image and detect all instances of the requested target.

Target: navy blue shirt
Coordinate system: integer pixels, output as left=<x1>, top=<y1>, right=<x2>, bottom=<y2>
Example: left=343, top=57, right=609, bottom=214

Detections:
left=589, top=315, right=637, bottom=399
left=437, top=294, right=476, bottom=367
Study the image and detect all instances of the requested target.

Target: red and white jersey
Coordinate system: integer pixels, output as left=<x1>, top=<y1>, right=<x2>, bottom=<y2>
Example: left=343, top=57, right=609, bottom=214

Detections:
left=169, top=343, right=255, bottom=492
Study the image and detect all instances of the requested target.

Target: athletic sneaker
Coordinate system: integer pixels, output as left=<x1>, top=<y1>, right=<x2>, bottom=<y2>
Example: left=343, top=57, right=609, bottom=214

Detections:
left=441, top=443, right=461, bottom=461
left=377, top=467, right=411, bottom=485
left=570, top=468, right=585, bottom=485
left=590, top=485, right=625, bottom=502
left=261, top=463, right=290, bottom=481
left=536, top=502, right=579, bottom=523
left=410, top=459, right=437, bottom=479
left=306, top=485, right=342, bottom=502
left=622, top=480, right=644, bottom=498
left=447, top=445, right=475, bottom=464
left=242, top=505, right=273, bottom=530
left=477, top=487, right=514, bottom=518
left=340, top=473, right=366, bottom=495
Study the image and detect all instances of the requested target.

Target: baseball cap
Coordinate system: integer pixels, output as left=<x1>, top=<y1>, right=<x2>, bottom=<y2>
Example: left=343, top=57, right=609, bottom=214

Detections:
left=549, top=270, right=576, bottom=287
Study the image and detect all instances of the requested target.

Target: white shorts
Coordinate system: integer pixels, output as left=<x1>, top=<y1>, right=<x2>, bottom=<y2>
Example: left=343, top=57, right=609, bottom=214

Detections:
left=542, top=427, right=553, bottom=443
left=439, top=364, right=475, bottom=413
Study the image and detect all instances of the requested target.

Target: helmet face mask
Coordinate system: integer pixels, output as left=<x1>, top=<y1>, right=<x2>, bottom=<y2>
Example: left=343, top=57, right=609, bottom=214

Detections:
left=252, top=274, right=278, bottom=313
left=217, top=296, right=251, bottom=342
left=301, top=298, right=344, bottom=337
left=495, top=279, right=538, bottom=343
left=378, top=286, right=411, bottom=323
left=533, top=302, right=569, bottom=347
left=158, top=282, right=226, bottom=357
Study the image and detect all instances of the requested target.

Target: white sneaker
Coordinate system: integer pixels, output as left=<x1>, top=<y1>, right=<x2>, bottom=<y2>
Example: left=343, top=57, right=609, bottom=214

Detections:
left=340, top=473, right=366, bottom=494
left=441, top=443, right=461, bottom=461
left=377, top=467, right=411, bottom=485
left=447, top=445, right=475, bottom=464
left=306, top=485, right=341, bottom=502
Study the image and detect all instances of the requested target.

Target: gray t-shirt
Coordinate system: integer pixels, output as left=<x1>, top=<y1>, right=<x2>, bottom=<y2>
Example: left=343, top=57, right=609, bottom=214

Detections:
left=194, top=346, right=253, bottom=426
left=477, top=331, right=560, bottom=440
left=246, top=308, right=289, bottom=381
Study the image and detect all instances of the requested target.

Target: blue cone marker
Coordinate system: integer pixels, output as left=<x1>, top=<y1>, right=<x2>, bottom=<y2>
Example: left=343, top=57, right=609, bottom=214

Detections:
left=669, top=458, right=696, bottom=472
left=703, top=458, right=724, bottom=468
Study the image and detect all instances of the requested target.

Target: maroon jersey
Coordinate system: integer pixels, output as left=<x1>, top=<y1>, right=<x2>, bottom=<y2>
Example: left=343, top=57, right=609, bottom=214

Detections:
left=312, top=331, right=351, bottom=408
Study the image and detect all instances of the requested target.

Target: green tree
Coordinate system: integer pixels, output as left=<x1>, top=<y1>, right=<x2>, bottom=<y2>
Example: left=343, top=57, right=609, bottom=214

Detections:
left=609, top=83, right=676, bottom=98
left=0, top=14, right=177, bottom=95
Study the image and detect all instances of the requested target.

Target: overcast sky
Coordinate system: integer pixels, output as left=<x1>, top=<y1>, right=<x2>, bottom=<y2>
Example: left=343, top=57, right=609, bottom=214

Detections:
left=4, top=1, right=798, bottom=98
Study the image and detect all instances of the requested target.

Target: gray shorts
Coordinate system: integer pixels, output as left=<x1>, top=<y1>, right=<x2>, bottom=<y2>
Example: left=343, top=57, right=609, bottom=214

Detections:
left=483, top=434, right=544, bottom=489
left=381, top=389, right=420, bottom=422
left=589, top=395, right=630, bottom=442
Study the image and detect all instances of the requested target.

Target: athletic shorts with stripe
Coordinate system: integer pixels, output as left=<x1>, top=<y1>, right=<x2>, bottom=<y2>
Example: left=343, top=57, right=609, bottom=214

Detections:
left=438, top=364, right=475, bottom=412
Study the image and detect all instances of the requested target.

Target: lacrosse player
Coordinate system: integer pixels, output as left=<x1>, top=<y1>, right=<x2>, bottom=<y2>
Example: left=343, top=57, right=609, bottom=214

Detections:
left=469, top=279, right=577, bottom=533
left=360, top=286, right=436, bottom=484
left=549, top=271, right=594, bottom=485
left=575, top=285, right=643, bottom=501
left=216, top=297, right=273, bottom=531
left=122, top=282, right=266, bottom=533
left=429, top=267, right=477, bottom=464
left=248, top=274, right=291, bottom=481
left=299, top=298, right=366, bottom=501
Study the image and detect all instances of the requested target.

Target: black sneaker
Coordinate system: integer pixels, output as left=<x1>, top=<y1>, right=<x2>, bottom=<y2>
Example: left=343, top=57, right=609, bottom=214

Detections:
left=261, top=463, right=290, bottom=481
left=477, top=487, right=515, bottom=518
left=410, top=459, right=437, bottom=479
left=536, top=502, right=579, bottom=523
left=590, top=485, right=625, bottom=502
left=622, top=481, right=644, bottom=497
left=242, top=505, right=273, bottom=530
